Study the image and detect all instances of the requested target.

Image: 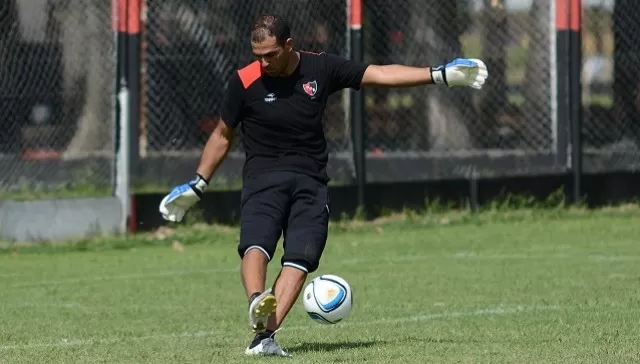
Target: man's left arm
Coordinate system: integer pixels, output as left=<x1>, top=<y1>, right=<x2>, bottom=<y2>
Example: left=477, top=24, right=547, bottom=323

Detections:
left=361, top=64, right=435, bottom=87
left=325, top=53, right=487, bottom=91
left=361, top=59, right=488, bottom=90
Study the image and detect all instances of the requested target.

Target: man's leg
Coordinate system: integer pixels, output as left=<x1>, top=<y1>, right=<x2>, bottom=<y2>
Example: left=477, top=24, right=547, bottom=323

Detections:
left=266, top=173, right=330, bottom=332
left=266, top=266, right=307, bottom=330
left=238, top=172, right=297, bottom=357
left=237, top=173, right=291, bottom=333
left=241, top=249, right=269, bottom=299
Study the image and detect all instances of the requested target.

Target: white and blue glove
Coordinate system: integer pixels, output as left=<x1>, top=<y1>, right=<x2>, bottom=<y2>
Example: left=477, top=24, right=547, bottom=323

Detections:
left=159, top=174, right=209, bottom=222
left=430, top=58, right=488, bottom=89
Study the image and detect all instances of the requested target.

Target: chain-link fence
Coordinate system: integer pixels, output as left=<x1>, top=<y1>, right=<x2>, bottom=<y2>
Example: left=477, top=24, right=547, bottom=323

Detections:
left=0, top=0, right=116, bottom=198
left=362, top=0, right=561, bottom=182
left=1, top=0, right=637, bottom=214
left=582, top=0, right=640, bottom=172
left=140, top=0, right=354, bottom=188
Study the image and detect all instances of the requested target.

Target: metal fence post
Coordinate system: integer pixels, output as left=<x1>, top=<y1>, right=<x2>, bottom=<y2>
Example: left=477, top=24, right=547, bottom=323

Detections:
left=127, top=0, right=141, bottom=188
left=349, top=0, right=366, bottom=212
left=569, top=0, right=583, bottom=203
left=114, top=0, right=141, bottom=233
left=114, top=0, right=130, bottom=233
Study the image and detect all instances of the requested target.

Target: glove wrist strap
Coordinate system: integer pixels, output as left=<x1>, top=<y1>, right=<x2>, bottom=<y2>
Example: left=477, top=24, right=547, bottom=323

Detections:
left=430, top=66, right=448, bottom=86
left=191, top=173, right=209, bottom=195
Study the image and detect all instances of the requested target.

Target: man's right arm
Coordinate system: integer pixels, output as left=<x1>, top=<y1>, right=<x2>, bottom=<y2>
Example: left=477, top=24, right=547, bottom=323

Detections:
left=195, top=119, right=235, bottom=181
left=195, top=72, right=244, bottom=182
left=159, top=72, right=245, bottom=222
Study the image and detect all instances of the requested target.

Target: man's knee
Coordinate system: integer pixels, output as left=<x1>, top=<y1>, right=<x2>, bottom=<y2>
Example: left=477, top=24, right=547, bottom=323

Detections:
left=281, top=233, right=327, bottom=274
left=239, top=244, right=274, bottom=261
left=237, top=201, right=283, bottom=262
left=237, top=172, right=294, bottom=262
left=238, top=235, right=279, bottom=261
left=237, top=213, right=281, bottom=261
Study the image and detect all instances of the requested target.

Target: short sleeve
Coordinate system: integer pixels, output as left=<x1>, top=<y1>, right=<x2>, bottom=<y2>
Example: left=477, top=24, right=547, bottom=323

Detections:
left=220, top=72, right=245, bottom=129
left=325, top=53, right=369, bottom=94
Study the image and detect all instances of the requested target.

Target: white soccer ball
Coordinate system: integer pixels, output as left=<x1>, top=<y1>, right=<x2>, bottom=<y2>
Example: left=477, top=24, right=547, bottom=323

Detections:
left=302, top=274, right=353, bottom=324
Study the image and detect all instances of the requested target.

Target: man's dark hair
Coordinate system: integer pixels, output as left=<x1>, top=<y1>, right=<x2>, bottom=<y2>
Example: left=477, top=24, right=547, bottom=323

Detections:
left=251, top=14, right=291, bottom=45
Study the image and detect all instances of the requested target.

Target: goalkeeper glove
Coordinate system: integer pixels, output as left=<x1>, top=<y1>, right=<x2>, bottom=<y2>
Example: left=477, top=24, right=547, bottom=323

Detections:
left=430, top=58, right=488, bottom=89
left=159, top=174, right=208, bottom=222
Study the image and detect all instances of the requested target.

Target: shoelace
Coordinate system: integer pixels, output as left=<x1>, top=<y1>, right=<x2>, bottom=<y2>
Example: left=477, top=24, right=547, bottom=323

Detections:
left=262, top=338, right=287, bottom=355
left=263, top=328, right=287, bottom=355
left=268, top=327, right=282, bottom=338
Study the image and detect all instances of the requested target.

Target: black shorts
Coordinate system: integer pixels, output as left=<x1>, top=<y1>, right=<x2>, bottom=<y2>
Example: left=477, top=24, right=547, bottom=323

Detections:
left=237, top=170, right=330, bottom=273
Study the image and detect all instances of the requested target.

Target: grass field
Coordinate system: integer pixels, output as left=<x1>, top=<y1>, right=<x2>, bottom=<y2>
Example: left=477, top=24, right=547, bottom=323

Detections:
left=2, top=209, right=640, bottom=363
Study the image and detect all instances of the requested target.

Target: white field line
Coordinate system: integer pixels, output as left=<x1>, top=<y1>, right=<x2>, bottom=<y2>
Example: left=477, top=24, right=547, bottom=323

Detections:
left=4, top=252, right=639, bottom=289
left=452, top=252, right=640, bottom=261
left=3, top=254, right=420, bottom=289
left=323, top=305, right=563, bottom=327
left=1, top=254, right=461, bottom=289
left=0, top=273, right=25, bottom=278
left=5, top=302, right=185, bottom=311
left=6, top=267, right=239, bottom=289
left=0, top=304, right=561, bottom=351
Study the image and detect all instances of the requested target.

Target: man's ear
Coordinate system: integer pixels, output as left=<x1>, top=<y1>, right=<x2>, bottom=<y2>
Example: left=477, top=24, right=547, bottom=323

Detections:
left=284, top=38, right=294, bottom=51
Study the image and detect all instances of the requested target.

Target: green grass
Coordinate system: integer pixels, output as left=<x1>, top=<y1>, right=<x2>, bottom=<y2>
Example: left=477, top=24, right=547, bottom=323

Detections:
left=0, top=180, right=242, bottom=201
left=0, top=184, right=113, bottom=201
left=1, top=173, right=356, bottom=201
left=1, top=208, right=640, bottom=363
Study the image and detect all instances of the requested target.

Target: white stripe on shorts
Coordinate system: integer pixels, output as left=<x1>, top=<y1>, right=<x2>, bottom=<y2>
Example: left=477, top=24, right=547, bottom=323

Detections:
left=244, top=246, right=271, bottom=261
left=282, top=262, right=308, bottom=273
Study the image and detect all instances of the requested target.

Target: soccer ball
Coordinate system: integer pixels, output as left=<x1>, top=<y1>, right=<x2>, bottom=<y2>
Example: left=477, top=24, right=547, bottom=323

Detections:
left=302, top=274, right=353, bottom=324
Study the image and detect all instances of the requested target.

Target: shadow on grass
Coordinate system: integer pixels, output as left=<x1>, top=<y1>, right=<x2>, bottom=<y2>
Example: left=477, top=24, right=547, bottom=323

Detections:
left=286, top=339, right=382, bottom=353
left=286, top=336, right=473, bottom=354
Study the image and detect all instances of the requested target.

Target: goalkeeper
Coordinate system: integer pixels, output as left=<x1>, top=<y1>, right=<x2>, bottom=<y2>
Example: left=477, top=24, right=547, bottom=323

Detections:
left=159, top=13, right=488, bottom=357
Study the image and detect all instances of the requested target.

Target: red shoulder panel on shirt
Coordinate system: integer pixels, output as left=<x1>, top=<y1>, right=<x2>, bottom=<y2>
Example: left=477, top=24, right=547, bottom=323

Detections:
left=238, top=61, right=262, bottom=89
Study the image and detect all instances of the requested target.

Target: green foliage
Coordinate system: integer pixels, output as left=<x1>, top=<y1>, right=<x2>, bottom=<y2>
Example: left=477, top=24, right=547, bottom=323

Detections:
left=3, top=185, right=639, bottom=254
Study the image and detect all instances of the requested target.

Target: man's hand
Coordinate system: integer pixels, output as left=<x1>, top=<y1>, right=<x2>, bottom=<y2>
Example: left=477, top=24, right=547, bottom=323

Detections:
left=159, top=174, right=209, bottom=222
left=430, top=58, right=488, bottom=89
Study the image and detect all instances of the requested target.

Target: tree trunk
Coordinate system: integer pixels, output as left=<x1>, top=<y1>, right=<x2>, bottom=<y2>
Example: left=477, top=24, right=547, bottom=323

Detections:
left=613, top=0, right=640, bottom=145
left=416, top=0, right=474, bottom=151
left=56, top=0, right=114, bottom=159
left=0, top=0, right=20, bottom=153
left=476, top=0, right=509, bottom=149
left=522, top=0, right=552, bottom=150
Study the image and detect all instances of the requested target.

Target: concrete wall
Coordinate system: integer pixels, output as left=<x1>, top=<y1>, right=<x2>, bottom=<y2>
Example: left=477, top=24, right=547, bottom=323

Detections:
left=0, top=197, right=123, bottom=242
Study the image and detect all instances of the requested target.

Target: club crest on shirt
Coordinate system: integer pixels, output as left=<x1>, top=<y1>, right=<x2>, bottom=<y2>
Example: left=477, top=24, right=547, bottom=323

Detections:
left=302, top=80, right=318, bottom=97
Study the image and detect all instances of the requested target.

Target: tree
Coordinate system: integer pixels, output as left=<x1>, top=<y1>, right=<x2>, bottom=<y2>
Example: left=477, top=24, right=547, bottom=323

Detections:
left=0, top=0, right=21, bottom=153
left=53, top=0, right=114, bottom=159
left=522, top=0, right=552, bottom=150
left=613, top=0, right=640, bottom=145
left=476, top=0, right=509, bottom=149
left=407, top=0, right=474, bottom=150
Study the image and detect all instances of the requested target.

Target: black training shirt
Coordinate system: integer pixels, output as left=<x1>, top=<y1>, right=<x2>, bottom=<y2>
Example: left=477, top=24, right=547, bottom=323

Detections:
left=221, top=51, right=369, bottom=182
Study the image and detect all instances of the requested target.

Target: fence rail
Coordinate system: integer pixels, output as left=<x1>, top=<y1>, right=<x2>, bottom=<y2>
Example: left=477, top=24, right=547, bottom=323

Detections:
left=1, top=0, right=638, bottom=200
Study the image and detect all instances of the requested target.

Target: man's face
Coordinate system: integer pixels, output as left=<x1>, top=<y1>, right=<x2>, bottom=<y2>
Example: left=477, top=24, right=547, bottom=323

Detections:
left=251, top=35, right=292, bottom=76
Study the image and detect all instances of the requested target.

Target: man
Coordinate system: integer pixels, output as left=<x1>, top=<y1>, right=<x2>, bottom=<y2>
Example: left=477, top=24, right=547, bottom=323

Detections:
left=159, top=14, right=488, bottom=357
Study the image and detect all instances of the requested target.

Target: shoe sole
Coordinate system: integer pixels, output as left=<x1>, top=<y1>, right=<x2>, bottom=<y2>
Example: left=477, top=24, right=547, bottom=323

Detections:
left=251, top=295, right=277, bottom=333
